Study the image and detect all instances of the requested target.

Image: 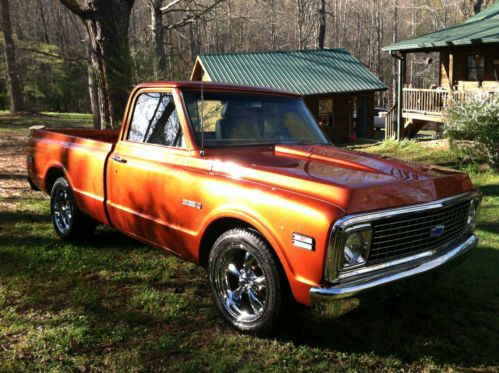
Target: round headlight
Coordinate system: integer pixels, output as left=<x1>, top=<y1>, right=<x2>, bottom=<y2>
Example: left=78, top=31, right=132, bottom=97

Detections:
left=344, top=232, right=367, bottom=266
left=467, top=200, right=478, bottom=229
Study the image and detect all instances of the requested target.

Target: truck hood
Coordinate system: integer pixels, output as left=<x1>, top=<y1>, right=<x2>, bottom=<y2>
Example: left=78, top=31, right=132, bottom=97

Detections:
left=207, top=144, right=474, bottom=214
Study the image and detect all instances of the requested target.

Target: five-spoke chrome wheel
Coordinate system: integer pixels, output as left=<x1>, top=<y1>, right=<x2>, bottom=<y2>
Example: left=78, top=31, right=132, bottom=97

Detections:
left=214, top=245, right=268, bottom=323
left=52, top=188, right=73, bottom=234
left=209, top=228, right=284, bottom=336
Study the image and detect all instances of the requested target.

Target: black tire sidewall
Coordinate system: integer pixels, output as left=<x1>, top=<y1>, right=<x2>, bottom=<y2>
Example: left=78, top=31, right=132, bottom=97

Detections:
left=50, top=177, right=77, bottom=239
left=50, top=177, right=97, bottom=241
left=208, top=228, right=283, bottom=336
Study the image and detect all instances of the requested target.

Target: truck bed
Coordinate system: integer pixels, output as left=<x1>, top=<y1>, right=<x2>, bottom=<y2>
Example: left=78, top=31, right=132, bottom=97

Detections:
left=27, top=128, right=121, bottom=225
left=38, top=128, right=120, bottom=144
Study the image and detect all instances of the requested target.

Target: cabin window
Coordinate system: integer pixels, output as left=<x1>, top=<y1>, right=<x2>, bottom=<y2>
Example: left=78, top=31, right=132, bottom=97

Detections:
left=318, top=99, right=333, bottom=127
left=467, top=55, right=484, bottom=81
left=128, top=92, right=184, bottom=148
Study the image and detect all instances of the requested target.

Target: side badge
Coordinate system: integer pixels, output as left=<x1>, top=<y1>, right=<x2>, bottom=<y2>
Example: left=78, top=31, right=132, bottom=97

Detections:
left=182, top=199, right=202, bottom=210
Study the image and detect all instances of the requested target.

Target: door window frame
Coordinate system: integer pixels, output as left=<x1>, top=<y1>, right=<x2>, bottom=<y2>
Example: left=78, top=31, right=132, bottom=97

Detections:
left=120, top=88, right=190, bottom=152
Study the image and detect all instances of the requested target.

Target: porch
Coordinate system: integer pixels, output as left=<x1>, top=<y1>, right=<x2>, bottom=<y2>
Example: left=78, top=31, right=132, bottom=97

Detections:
left=384, top=88, right=493, bottom=138
left=382, top=2, right=499, bottom=140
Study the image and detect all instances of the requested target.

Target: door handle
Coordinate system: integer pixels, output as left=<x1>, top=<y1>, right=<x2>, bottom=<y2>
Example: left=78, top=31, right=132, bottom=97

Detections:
left=112, top=154, right=127, bottom=163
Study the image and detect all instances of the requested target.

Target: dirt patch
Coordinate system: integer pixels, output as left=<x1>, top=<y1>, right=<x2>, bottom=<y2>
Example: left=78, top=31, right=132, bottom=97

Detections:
left=419, top=139, right=450, bottom=151
left=0, top=130, right=32, bottom=210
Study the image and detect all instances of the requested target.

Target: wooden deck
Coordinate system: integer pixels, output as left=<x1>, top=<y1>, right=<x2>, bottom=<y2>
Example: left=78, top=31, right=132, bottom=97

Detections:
left=386, top=88, right=497, bottom=138
left=402, top=88, right=448, bottom=123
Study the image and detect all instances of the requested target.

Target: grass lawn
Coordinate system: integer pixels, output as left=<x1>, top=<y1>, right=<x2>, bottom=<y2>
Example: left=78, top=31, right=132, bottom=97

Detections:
left=1, top=113, right=498, bottom=372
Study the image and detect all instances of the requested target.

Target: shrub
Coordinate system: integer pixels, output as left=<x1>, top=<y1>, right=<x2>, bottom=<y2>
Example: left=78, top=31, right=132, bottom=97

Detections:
left=444, top=93, right=499, bottom=167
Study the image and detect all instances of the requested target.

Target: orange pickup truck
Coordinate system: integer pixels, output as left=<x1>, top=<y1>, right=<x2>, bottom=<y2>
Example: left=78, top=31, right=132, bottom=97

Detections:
left=27, top=82, right=480, bottom=335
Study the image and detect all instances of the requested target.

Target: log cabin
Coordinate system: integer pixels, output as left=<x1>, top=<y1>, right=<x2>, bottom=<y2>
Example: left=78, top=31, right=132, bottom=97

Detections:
left=383, top=1, right=499, bottom=139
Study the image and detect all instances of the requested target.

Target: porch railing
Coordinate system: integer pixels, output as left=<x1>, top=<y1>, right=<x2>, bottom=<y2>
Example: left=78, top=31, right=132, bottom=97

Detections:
left=403, top=88, right=449, bottom=115
left=402, top=88, right=493, bottom=117
left=384, top=105, right=397, bottom=139
left=386, top=88, right=497, bottom=139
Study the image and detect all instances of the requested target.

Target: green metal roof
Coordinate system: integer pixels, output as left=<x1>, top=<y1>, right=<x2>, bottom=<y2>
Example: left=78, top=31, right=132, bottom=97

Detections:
left=197, top=49, right=387, bottom=96
left=383, top=1, right=499, bottom=52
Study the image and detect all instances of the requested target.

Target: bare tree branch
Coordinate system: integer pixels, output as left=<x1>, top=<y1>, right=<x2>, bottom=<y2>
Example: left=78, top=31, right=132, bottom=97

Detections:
left=59, top=0, right=88, bottom=19
left=162, top=0, right=225, bottom=31
left=161, top=0, right=181, bottom=13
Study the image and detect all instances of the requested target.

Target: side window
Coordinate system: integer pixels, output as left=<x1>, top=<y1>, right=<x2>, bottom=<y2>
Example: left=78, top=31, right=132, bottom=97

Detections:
left=128, top=92, right=184, bottom=148
left=467, top=55, right=484, bottom=81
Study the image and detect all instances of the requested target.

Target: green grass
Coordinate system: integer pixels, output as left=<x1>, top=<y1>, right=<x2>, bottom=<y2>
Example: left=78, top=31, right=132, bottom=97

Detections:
left=0, top=111, right=93, bottom=133
left=1, top=114, right=498, bottom=371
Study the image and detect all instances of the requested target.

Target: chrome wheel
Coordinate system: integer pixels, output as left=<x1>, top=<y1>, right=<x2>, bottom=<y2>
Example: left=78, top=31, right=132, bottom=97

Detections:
left=214, top=245, right=268, bottom=323
left=52, top=187, right=73, bottom=234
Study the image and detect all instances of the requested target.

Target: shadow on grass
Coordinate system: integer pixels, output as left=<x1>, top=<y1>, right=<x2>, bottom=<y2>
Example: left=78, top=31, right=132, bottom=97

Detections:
left=478, top=222, right=499, bottom=235
left=479, top=184, right=499, bottom=196
left=0, top=172, right=27, bottom=180
left=0, top=222, right=208, bottom=318
left=0, top=210, right=50, bottom=225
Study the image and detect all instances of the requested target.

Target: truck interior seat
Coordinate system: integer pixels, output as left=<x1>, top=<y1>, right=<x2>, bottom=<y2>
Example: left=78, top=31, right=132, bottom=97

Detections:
left=216, top=104, right=260, bottom=140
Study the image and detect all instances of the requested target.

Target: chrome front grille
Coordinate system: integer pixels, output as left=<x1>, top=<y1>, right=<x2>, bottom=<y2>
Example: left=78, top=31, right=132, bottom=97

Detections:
left=368, top=200, right=470, bottom=265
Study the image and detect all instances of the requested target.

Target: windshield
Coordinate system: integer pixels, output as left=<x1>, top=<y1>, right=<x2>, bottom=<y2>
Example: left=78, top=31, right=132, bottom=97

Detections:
left=182, top=91, right=331, bottom=147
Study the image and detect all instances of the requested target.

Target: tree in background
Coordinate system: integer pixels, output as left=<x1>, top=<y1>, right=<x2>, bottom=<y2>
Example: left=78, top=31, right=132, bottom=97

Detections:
left=60, top=0, right=136, bottom=129
left=0, top=0, right=23, bottom=113
left=148, top=0, right=225, bottom=80
left=0, top=0, right=496, bottom=118
left=316, top=0, right=326, bottom=49
left=469, top=0, right=496, bottom=14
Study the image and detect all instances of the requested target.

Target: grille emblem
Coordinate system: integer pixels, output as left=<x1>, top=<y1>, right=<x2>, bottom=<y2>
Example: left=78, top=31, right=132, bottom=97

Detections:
left=430, top=225, right=445, bottom=238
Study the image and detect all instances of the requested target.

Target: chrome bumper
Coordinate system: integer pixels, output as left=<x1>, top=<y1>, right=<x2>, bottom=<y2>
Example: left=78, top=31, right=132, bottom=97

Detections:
left=310, top=234, right=478, bottom=317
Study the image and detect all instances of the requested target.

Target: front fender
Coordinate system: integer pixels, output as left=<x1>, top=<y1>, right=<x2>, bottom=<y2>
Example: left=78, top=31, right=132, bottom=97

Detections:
left=195, top=195, right=342, bottom=306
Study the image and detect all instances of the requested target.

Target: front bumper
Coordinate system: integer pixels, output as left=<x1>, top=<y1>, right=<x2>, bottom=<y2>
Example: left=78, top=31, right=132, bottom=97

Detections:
left=310, top=234, right=478, bottom=317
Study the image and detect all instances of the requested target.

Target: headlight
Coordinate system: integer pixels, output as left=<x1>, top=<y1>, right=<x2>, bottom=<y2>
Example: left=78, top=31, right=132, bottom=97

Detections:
left=343, top=225, right=372, bottom=268
left=467, top=199, right=479, bottom=230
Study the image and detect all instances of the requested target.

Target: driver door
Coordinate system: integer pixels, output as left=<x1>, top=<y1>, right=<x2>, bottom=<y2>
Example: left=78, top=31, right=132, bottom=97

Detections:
left=106, top=90, right=188, bottom=254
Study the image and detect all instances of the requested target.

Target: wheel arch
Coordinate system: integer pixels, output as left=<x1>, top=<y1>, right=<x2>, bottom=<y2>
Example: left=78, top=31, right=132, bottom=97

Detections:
left=199, top=217, right=251, bottom=268
left=198, top=215, right=295, bottom=299
left=44, top=166, right=68, bottom=194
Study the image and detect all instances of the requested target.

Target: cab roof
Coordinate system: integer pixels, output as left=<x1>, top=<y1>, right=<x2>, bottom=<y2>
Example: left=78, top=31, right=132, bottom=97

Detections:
left=134, top=81, right=301, bottom=98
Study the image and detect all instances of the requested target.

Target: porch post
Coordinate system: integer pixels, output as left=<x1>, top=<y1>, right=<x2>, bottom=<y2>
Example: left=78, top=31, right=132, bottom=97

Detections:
left=396, top=53, right=406, bottom=141
left=448, top=52, right=454, bottom=88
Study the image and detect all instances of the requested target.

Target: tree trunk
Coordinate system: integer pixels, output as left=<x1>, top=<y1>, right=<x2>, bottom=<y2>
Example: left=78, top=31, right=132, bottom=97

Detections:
left=150, top=0, right=166, bottom=80
left=0, top=0, right=23, bottom=113
left=37, top=0, right=50, bottom=44
left=472, top=0, right=484, bottom=14
left=317, top=0, right=326, bottom=49
left=87, top=40, right=101, bottom=129
left=60, top=0, right=135, bottom=129
left=269, top=0, right=277, bottom=50
left=296, top=0, right=304, bottom=49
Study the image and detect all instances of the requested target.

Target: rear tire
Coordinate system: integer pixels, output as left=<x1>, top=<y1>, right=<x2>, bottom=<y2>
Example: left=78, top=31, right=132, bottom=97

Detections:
left=208, top=228, right=285, bottom=336
left=50, top=177, right=96, bottom=241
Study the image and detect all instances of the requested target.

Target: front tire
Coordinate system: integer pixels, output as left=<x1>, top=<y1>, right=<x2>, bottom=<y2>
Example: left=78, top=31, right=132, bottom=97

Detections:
left=208, top=228, right=285, bottom=336
left=50, top=177, right=96, bottom=241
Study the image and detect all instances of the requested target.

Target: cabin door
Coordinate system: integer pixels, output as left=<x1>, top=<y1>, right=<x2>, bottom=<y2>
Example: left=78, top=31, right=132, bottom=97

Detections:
left=356, top=96, right=368, bottom=138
